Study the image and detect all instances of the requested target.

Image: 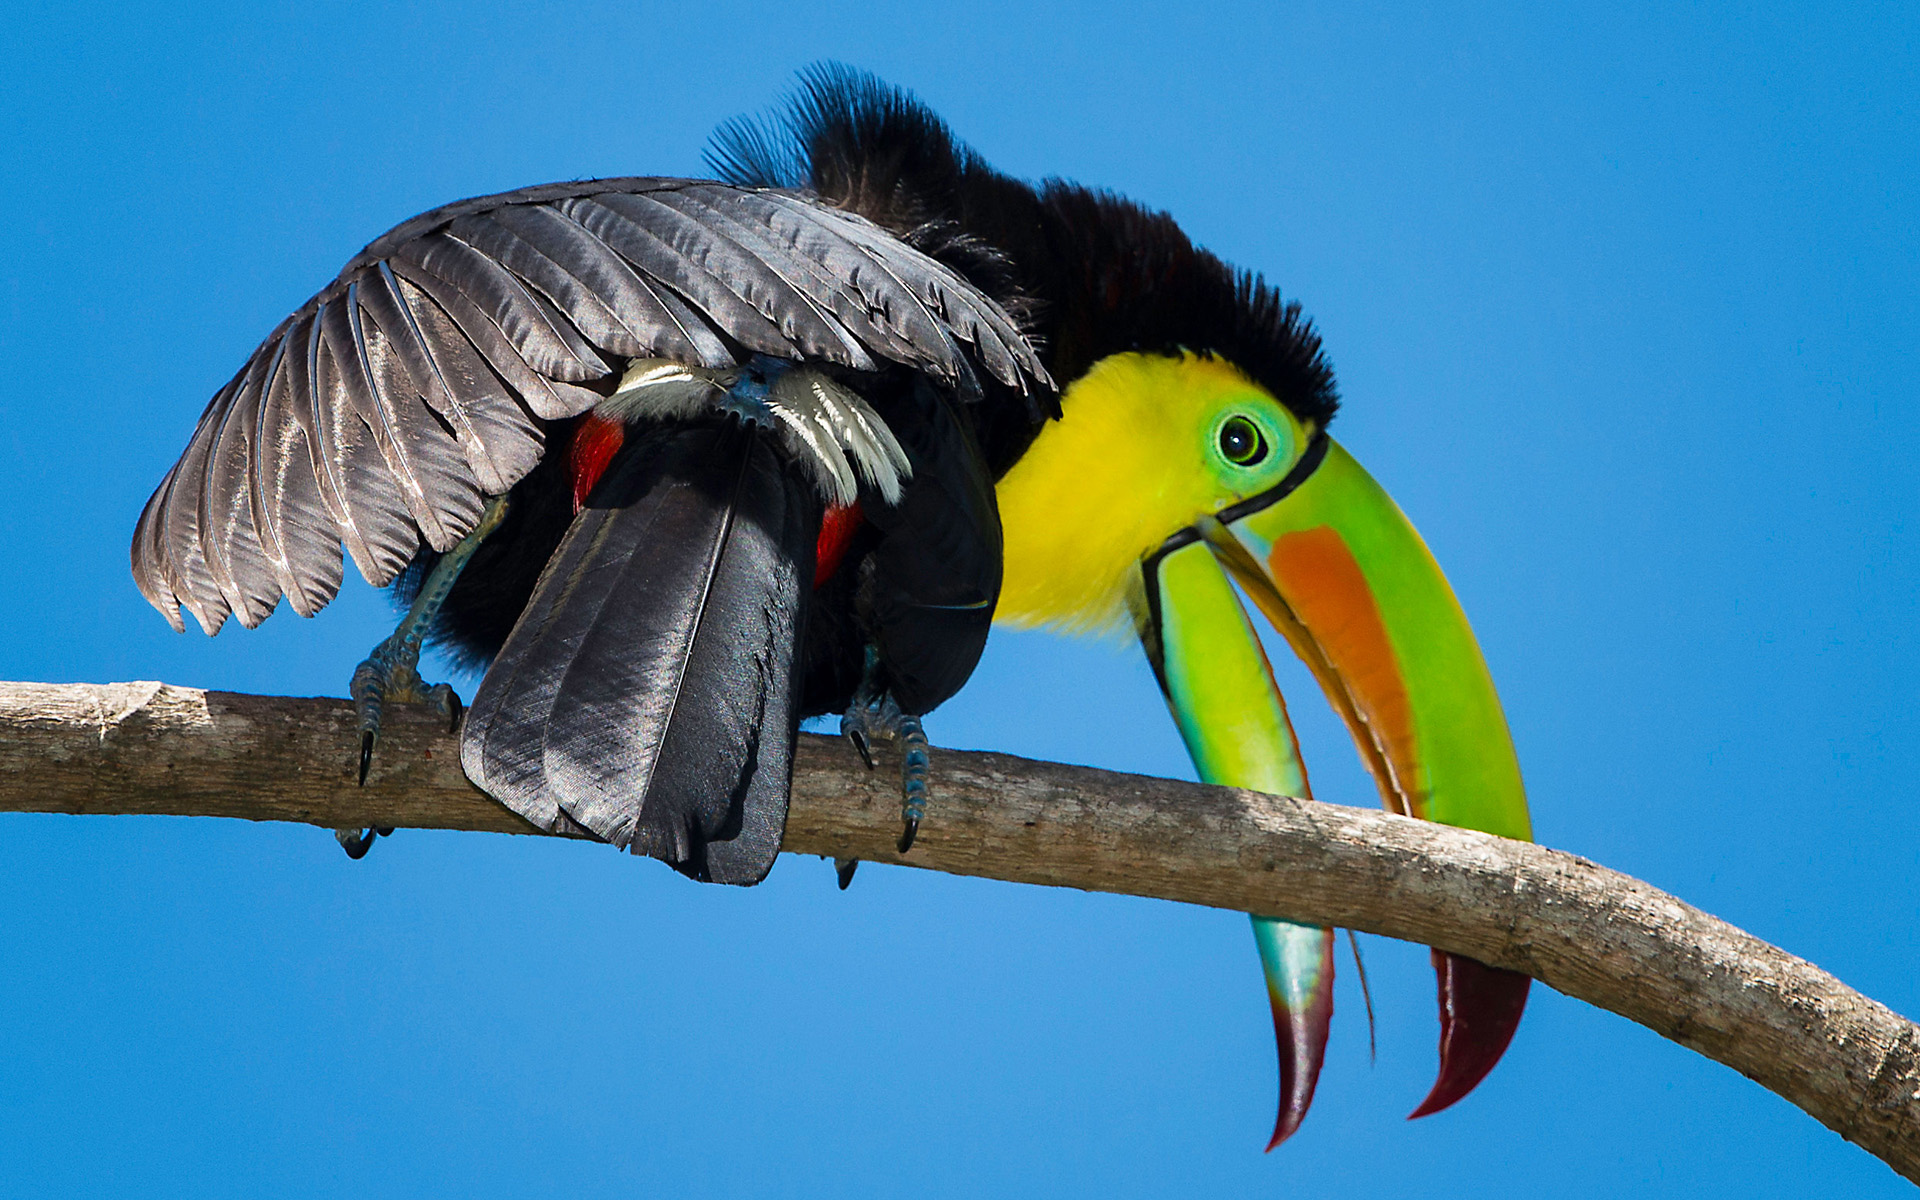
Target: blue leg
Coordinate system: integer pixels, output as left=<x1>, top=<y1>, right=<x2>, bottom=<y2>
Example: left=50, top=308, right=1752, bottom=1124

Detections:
left=837, top=647, right=934, bottom=883
left=338, top=494, right=508, bottom=858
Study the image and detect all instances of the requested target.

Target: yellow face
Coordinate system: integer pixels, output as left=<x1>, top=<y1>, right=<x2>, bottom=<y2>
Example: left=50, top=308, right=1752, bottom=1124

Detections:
left=995, top=351, right=1315, bottom=634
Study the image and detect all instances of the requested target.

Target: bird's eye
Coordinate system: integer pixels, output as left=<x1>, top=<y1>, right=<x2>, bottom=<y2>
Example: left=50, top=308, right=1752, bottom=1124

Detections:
left=1218, top=415, right=1269, bottom=467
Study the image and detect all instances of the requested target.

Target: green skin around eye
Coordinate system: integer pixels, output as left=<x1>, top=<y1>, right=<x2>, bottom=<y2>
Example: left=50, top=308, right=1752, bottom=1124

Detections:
left=1208, top=406, right=1297, bottom=484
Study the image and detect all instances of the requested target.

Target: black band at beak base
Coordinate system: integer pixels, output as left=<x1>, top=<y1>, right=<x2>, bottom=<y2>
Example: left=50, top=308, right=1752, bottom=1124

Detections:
left=1136, top=431, right=1331, bottom=686
left=1142, top=430, right=1330, bottom=573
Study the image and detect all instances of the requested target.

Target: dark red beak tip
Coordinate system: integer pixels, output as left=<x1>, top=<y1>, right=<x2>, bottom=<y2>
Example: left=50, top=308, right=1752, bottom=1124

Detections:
left=1262, top=927, right=1336, bottom=1151
left=1264, top=1001, right=1328, bottom=1151
left=1408, top=949, right=1531, bottom=1120
left=1264, top=1116, right=1305, bottom=1153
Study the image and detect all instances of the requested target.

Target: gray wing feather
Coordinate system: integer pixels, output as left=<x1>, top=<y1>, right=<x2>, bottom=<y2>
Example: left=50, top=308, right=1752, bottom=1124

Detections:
left=244, top=335, right=301, bottom=606
left=513, top=203, right=740, bottom=370
left=585, top=191, right=872, bottom=366
left=774, top=194, right=1035, bottom=393
left=156, top=382, right=235, bottom=633
left=310, top=306, right=420, bottom=585
left=627, top=189, right=888, bottom=371
left=288, top=308, right=361, bottom=554
left=199, top=350, right=281, bottom=627
left=325, top=287, right=466, bottom=553
left=133, top=175, right=1050, bottom=632
left=386, top=255, right=603, bottom=421
left=252, top=330, right=345, bottom=617
left=640, top=272, right=735, bottom=368
left=369, top=264, right=544, bottom=496
left=131, top=475, right=185, bottom=632
left=698, top=188, right=972, bottom=387
left=457, top=207, right=690, bottom=363
left=391, top=233, right=608, bottom=383
left=684, top=186, right=989, bottom=383
left=556, top=195, right=800, bottom=359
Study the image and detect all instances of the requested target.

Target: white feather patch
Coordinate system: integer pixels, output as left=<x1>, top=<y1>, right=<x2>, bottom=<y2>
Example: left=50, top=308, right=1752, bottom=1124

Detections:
left=599, top=357, right=912, bottom=507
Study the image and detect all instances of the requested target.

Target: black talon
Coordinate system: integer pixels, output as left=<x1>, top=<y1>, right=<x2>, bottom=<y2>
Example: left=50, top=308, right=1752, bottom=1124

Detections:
left=843, top=649, right=930, bottom=858
left=347, top=493, right=502, bottom=803
left=835, top=858, right=859, bottom=889
left=337, top=828, right=377, bottom=859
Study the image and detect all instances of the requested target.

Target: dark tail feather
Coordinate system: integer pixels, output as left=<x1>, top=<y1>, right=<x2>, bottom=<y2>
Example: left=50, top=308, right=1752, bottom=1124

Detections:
left=461, top=421, right=817, bottom=885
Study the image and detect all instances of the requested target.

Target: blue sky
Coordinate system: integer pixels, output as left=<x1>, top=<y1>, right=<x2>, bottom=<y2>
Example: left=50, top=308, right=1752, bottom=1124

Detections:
left=1, top=1, right=1915, bottom=1195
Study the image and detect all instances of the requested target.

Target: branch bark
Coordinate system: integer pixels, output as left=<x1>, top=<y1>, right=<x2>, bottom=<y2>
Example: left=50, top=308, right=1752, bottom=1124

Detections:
left=2, top=680, right=1915, bottom=1181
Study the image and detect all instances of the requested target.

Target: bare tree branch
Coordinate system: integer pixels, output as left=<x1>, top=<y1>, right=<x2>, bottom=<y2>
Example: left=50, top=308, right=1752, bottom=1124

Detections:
left=2, top=680, right=1915, bottom=1181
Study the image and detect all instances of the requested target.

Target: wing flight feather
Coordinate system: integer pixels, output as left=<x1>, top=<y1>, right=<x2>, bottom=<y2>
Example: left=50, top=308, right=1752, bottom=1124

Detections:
left=253, top=322, right=346, bottom=617
left=199, top=349, right=280, bottom=627
left=132, top=176, right=1049, bottom=631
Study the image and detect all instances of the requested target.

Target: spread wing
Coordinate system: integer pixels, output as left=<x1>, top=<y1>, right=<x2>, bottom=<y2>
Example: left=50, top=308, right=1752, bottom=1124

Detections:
left=132, top=177, right=1050, bottom=635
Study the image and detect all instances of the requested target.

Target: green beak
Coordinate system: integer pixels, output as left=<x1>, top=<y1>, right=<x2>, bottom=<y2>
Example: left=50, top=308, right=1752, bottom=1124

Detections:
left=1204, top=434, right=1529, bottom=838
left=1138, top=432, right=1533, bottom=1139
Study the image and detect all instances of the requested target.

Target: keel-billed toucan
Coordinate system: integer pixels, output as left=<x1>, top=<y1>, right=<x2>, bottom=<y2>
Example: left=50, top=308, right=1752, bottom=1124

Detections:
left=132, top=66, right=1533, bottom=1147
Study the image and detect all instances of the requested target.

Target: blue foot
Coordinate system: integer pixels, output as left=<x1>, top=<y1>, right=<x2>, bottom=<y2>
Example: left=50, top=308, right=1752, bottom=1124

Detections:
left=337, top=494, right=506, bottom=859
left=841, top=684, right=932, bottom=855
left=351, top=634, right=462, bottom=784
left=338, top=632, right=460, bottom=857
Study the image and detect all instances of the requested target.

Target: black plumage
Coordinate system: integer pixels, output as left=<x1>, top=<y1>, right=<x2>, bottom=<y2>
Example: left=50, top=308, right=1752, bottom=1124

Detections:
left=857, top=375, right=1002, bottom=714
left=463, top=423, right=814, bottom=884
left=134, top=164, right=1048, bottom=882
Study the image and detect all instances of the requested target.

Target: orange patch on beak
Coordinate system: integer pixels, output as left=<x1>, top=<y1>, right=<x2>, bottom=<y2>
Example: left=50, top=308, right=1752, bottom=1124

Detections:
left=1265, top=528, right=1423, bottom=818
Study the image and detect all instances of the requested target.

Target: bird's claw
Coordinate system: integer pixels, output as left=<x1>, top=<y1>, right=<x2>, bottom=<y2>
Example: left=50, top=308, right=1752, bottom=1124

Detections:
left=432, top=682, right=463, bottom=730
left=844, top=722, right=875, bottom=771
left=840, top=688, right=931, bottom=856
left=834, top=858, right=859, bottom=889
left=898, top=726, right=929, bottom=851
left=335, top=827, right=382, bottom=859
left=341, top=632, right=461, bottom=858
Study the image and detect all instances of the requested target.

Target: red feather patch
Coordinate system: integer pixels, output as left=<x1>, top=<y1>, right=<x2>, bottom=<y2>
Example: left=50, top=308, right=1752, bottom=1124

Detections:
left=570, top=414, right=861, bottom=589
left=814, top=502, right=862, bottom=588
left=567, top=414, right=626, bottom=513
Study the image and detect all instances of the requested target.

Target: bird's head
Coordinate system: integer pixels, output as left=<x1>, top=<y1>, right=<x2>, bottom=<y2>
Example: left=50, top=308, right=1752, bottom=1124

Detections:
left=994, top=194, right=1529, bottom=843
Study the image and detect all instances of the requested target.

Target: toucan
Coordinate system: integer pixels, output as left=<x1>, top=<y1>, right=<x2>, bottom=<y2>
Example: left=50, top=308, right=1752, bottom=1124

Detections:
left=132, top=66, right=1532, bottom=1148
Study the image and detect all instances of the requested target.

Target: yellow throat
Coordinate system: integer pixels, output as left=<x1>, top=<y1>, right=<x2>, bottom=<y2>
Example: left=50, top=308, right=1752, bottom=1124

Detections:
left=994, top=351, right=1315, bottom=636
